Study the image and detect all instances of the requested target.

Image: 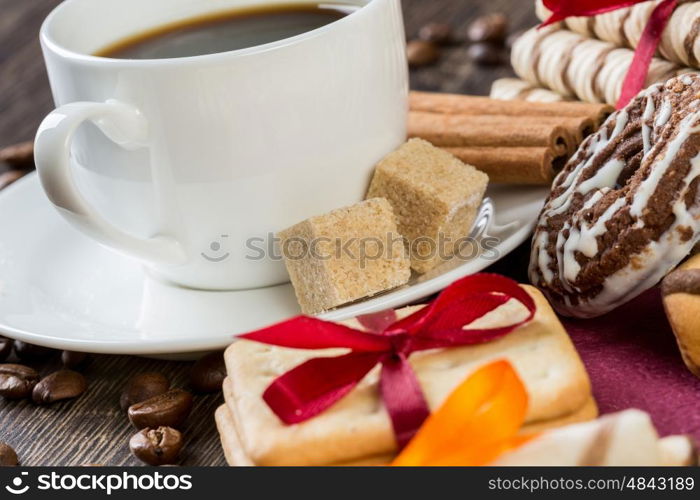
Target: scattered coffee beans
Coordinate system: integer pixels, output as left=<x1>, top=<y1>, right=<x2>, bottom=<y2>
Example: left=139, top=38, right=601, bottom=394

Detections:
left=0, top=337, right=12, bottom=362
left=418, top=22, right=453, bottom=45
left=120, top=372, right=170, bottom=411
left=129, top=426, right=182, bottom=466
left=32, top=370, right=87, bottom=404
left=14, top=341, right=54, bottom=362
left=0, top=364, right=39, bottom=399
left=61, top=350, right=88, bottom=370
left=128, top=389, right=193, bottom=429
left=190, top=351, right=225, bottom=394
left=0, top=442, right=18, bottom=466
left=467, top=13, right=508, bottom=44
left=407, top=40, right=440, bottom=67
left=467, top=43, right=502, bottom=65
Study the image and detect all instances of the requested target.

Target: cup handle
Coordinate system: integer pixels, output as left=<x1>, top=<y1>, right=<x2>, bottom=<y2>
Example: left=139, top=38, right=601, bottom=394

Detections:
left=34, top=100, right=186, bottom=265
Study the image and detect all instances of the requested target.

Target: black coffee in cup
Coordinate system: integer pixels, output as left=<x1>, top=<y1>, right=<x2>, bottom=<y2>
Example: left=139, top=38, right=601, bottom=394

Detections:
left=95, top=2, right=357, bottom=59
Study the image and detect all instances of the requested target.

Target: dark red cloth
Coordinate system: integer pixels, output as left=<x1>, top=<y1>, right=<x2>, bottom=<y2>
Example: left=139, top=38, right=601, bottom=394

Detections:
left=563, top=287, right=700, bottom=439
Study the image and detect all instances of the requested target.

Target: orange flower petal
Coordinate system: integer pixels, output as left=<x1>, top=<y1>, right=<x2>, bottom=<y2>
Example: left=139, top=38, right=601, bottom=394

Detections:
left=392, top=360, right=530, bottom=466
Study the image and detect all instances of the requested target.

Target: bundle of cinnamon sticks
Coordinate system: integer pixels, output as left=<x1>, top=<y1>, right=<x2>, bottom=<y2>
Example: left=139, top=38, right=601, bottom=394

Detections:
left=408, top=91, right=613, bottom=185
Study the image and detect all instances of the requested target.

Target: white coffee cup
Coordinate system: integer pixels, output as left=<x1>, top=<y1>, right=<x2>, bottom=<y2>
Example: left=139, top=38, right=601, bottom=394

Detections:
left=34, top=0, right=408, bottom=290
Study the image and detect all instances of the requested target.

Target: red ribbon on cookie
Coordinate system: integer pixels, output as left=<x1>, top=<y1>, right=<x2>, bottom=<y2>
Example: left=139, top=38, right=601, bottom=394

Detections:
left=239, top=273, right=536, bottom=449
left=541, top=0, right=679, bottom=109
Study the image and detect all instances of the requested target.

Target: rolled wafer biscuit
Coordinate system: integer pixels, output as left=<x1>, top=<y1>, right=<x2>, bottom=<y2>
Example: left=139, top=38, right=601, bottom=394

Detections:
left=536, top=0, right=700, bottom=70
left=407, top=111, right=575, bottom=155
left=443, top=146, right=567, bottom=185
left=490, top=77, right=571, bottom=102
left=409, top=91, right=612, bottom=126
left=493, top=409, right=696, bottom=466
left=220, top=285, right=594, bottom=466
left=658, top=435, right=698, bottom=466
left=512, top=25, right=696, bottom=105
left=662, top=253, right=700, bottom=377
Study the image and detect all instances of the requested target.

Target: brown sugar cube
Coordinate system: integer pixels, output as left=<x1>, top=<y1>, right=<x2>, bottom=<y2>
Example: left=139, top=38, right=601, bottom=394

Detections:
left=367, top=138, right=489, bottom=273
left=278, top=198, right=411, bottom=315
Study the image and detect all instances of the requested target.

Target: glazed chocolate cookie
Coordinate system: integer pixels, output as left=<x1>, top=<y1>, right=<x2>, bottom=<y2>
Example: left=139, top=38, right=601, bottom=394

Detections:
left=530, top=74, right=700, bottom=318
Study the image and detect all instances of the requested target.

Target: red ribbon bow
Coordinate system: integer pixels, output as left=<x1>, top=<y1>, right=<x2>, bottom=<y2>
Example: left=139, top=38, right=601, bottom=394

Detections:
left=541, top=0, right=678, bottom=109
left=240, top=273, right=536, bottom=448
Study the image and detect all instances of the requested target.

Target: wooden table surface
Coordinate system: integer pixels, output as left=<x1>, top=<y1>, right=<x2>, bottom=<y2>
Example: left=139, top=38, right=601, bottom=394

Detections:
left=0, top=0, right=537, bottom=466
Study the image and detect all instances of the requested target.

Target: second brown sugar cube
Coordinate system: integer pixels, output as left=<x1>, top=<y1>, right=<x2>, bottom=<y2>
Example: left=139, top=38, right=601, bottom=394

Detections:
left=367, top=138, right=489, bottom=273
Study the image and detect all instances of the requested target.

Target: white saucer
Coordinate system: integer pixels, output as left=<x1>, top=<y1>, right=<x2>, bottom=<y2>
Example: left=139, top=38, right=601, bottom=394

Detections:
left=0, top=173, right=547, bottom=355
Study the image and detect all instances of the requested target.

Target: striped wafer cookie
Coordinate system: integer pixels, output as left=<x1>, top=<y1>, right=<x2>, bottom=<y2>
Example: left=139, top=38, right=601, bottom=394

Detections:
left=536, top=0, right=700, bottom=70
left=511, top=25, right=696, bottom=105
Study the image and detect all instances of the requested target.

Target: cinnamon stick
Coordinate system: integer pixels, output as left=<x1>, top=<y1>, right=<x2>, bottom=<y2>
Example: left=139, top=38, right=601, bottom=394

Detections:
left=409, top=91, right=613, bottom=127
left=410, top=112, right=593, bottom=149
left=444, top=146, right=567, bottom=185
left=408, top=111, right=575, bottom=156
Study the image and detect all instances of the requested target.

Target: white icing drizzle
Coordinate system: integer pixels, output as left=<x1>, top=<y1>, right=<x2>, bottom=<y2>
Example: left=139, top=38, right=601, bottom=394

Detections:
left=577, top=158, right=625, bottom=194
left=559, top=197, right=627, bottom=284
left=611, top=109, right=630, bottom=139
left=630, top=112, right=700, bottom=218
left=578, top=197, right=627, bottom=258
left=536, top=231, right=553, bottom=283
left=642, top=95, right=655, bottom=154
left=561, top=224, right=581, bottom=284
left=582, top=190, right=605, bottom=210
left=575, top=151, right=700, bottom=317
left=655, top=98, right=672, bottom=129
left=554, top=222, right=576, bottom=293
left=546, top=114, right=628, bottom=218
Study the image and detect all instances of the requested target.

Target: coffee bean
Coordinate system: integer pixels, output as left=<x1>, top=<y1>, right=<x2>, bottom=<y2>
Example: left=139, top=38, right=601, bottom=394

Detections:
left=129, top=426, right=182, bottom=466
left=407, top=40, right=440, bottom=67
left=0, top=337, right=12, bottom=362
left=61, top=350, right=88, bottom=369
left=32, top=370, right=87, bottom=404
left=190, top=351, right=225, bottom=393
left=128, top=389, right=193, bottom=429
left=467, top=43, right=503, bottom=65
left=0, top=170, right=25, bottom=191
left=120, top=372, right=170, bottom=411
left=0, top=141, right=33, bottom=167
left=418, top=23, right=453, bottom=45
left=0, top=442, right=18, bottom=466
left=14, top=341, right=55, bottom=362
left=467, top=13, right=508, bottom=44
left=0, top=364, right=39, bottom=399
